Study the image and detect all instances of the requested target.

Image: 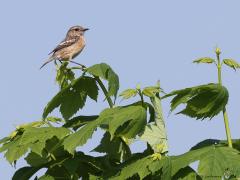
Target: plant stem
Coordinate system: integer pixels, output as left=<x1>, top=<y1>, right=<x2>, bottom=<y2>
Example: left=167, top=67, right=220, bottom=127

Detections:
left=94, top=76, right=114, bottom=108
left=137, top=89, right=144, bottom=106
left=216, top=53, right=233, bottom=148
left=71, top=66, right=114, bottom=108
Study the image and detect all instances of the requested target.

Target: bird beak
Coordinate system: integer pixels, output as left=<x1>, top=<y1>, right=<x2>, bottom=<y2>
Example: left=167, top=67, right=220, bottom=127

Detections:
left=83, top=28, right=89, bottom=31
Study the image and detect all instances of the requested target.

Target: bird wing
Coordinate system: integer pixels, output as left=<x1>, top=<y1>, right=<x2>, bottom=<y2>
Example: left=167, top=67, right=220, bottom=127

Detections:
left=48, top=36, right=79, bottom=55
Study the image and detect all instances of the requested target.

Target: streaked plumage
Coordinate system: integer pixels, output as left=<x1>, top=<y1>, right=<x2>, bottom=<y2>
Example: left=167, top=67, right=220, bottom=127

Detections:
left=40, top=25, right=89, bottom=69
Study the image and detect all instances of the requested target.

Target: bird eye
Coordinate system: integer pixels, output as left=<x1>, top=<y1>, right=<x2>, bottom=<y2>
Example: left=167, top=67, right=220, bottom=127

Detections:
left=75, top=28, right=79, bottom=31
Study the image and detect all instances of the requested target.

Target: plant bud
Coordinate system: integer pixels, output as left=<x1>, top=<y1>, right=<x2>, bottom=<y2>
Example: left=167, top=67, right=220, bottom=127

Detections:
left=136, top=83, right=141, bottom=90
left=215, top=47, right=221, bottom=55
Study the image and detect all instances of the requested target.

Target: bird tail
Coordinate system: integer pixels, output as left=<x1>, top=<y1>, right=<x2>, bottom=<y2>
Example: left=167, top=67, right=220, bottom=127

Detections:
left=40, top=56, right=55, bottom=69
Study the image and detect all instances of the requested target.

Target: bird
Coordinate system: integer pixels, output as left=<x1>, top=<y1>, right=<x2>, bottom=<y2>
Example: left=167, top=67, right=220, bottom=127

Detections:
left=40, top=25, right=89, bottom=69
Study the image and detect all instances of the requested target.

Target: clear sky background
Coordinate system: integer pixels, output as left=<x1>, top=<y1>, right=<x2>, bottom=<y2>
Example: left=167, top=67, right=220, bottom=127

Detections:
left=1, top=1, right=240, bottom=179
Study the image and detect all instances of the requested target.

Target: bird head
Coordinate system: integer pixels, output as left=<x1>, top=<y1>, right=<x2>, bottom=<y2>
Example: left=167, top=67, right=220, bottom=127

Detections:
left=67, top=25, right=89, bottom=37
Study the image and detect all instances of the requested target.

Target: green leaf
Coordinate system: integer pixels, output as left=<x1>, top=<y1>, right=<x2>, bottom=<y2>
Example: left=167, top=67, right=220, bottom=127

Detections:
left=110, top=156, right=171, bottom=179
left=12, top=166, right=41, bottom=180
left=142, top=86, right=161, bottom=97
left=193, top=57, right=215, bottom=64
left=93, top=132, right=131, bottom=162
left=62, top=157, right=80, bottom=175
left=45, top=116, right=64, bottom=124
left=62, top=109, right=111, bottom=154
left=0, top=137, right=10, bottom=144
left=63, top=105, right=146, bottom=154
left=63, top=115, right=99, bottom=131
left=45, top=165, right=73, bottom=179
left=197, top=146, right=240, bottom=179
left=43, top=76, right=98, bottom=119
left=171, top=147, right=211, bottom=176
left=140, top=124, right=167, bottom=153
left=191, top=138, right=240, bottom=152
left=56, top=62, right=75, bottom=89
left=110, top=156, right=152, bottom=179
left=163, top=83, right=229, bottom=120
left=171, top=145, right=240, bottom=178
left=119, top=89, right=137, bottom=99
left=25, top=152, right=49, bottom=167
left=190, top=139, right=222, bottom=150
left=140, top=94, right=168, bottom=153
left=1, top=136, right=29, bottom=163
left=107, top=105, right=147, bottom=139
left=19, top=127, right=70, bottom=146
left=87, top=63, right=119, bottom=99
left=0, top=127, right=70, bottom=163
left=38, top=175, right=55, bottom=180
left=63, top=122, right=99, bottom=154
left=223, top=59, right=240, bottom=71
left=172, top=166, right=202, bottom=180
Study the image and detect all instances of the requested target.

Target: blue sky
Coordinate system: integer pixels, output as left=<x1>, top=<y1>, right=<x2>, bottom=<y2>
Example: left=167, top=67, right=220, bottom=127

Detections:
left=1, top=1, right=240, bottom=178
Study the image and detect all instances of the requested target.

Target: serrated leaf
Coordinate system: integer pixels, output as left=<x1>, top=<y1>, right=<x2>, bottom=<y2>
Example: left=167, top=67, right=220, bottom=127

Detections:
left=43, top=76, right=98, bottom=119
left=63, top=122, right=98, bottom=154
left=193, top=57, right=215, bottom=64
left=45, top=165, right=73, bottom=179
left=16, top=121, right=45, bottom=129
left=108, top=105, right=147, bottom=139
left=171, top=147, right=211, bottom=176
left=171, top=145, right=240, bottom=178
left=12, top=166, right=41, bottom=180
left=56, top=62, right=75, bottom=89
left=110, top=156, right=152, bottom=179
left=93, top=132, right=131, bottom=162
left=62, top=157, right=80, bottom=175
left=63, top=105, right=146, bottom=154
left=142, top=86, right=161, bottom=97
left=198, top=146, right=240, bottom=178
left=2, top=136, right=29, bottom=163
left=148, top=157, right=172, bottom=179
left=19, top=127, right=70, bottom=146
left=0, top=137, right=10, bottom=144
left=62, top=109, right=111, bottom=154
left=140, top=94, right=168, bottom=153
left=140, top=124, right=167, bottom=153
left=163, top=83, right=229, bottom=120
left=45, top=116, right=64, bottom=124
left=25, top=152, right=49, bottom=167
left=110, top=156, right=170, bottom=179
left=119, top=89, right=137, bottom=99
left=223, top=59, right=240, bottom=71
left=63, top=115, right=99, bottom=131
left=87, top=63, right=119, bottom=99
left=0, top=127, right=70, bottom=163
left=172, top=166, right=202, bottom=180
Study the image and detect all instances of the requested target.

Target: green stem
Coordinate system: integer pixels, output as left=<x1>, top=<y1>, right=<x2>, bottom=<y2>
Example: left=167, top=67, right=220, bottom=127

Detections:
left=94, top=76, right=114, bottom=108
left=70, top=66, right=114, bottom=108
left=216, top=53, right=233, bottom=148
left=137, top=89, right=144, bottom=106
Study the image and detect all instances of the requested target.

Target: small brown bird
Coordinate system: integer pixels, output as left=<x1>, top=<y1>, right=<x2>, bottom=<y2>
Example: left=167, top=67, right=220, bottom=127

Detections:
left=40, top=25, right=89, bottom=69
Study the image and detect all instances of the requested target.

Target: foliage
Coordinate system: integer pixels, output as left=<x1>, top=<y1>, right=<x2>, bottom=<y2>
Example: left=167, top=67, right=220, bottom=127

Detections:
left=87, top=63, right=119, bottom=100
left=193, top=57, right=216, bottom=64
left=163, top=83, right=229, bottom=120
left=43, top=76, right=98, bottom=120
left=1, top=52, right=240, bottom=180
left=223, top=59, right=240, bottom=71
left=55, top=62, right=75, bottom=89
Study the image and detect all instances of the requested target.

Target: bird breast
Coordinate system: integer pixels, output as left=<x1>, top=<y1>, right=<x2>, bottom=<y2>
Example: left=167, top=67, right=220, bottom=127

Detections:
left=55, top=36, right=85, bottom=60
